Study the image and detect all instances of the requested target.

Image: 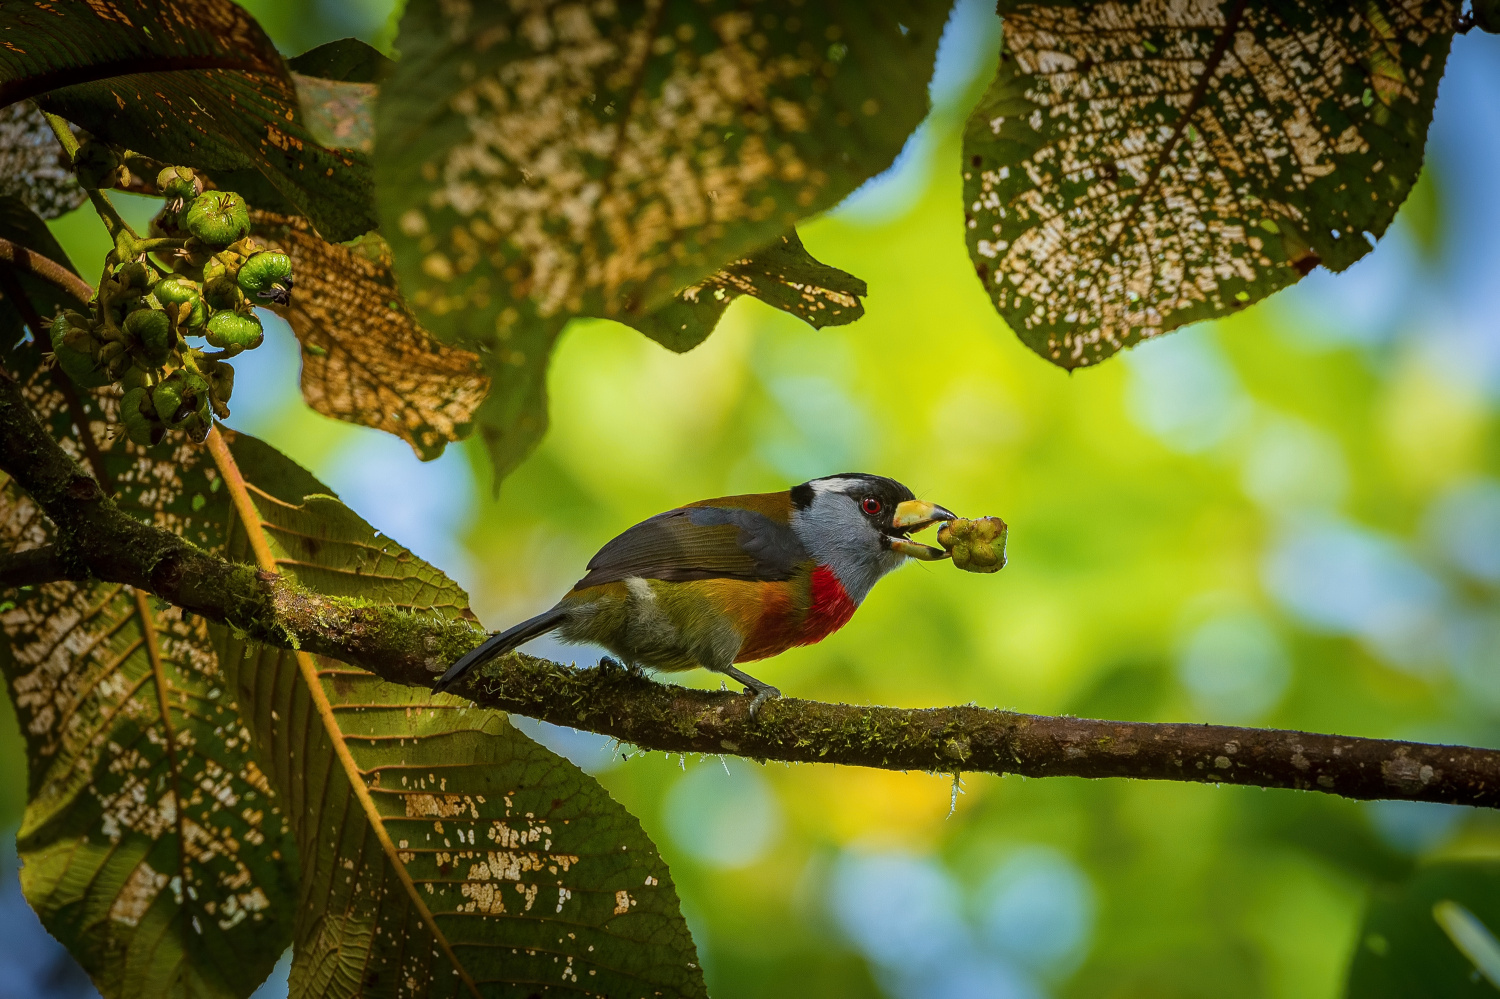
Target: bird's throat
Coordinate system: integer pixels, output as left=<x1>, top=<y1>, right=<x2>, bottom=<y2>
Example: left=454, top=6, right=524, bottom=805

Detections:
left=800, top=564, right=859, bottom=646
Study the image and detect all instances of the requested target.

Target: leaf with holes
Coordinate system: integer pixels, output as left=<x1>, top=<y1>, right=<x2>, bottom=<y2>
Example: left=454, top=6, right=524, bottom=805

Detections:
left=375, top=0, right=947, bottom=347
left=0, top=0, right=375, bottom=240
left=625, top=229, right=867, bottom=352
left=0, top=337, right=298, bottom=999
left=0, top=101, right=85, bottom=220
left=963, top=0, right=1458, bottom=369
left=251, top=212, right=489, bottom=462
left=207, top=429, right=707, bottom=999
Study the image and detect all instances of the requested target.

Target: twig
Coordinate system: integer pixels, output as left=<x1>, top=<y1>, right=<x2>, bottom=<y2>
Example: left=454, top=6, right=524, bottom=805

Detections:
left=0, top=546, right=75, bottom=588
left=1, top=368, right=1499, bottom=808
left=0, top=238, right=95, bottom=306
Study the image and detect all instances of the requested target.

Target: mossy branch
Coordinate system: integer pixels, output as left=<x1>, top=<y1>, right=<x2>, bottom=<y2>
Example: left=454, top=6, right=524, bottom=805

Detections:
left=3, top=360, right=1500, bottom=809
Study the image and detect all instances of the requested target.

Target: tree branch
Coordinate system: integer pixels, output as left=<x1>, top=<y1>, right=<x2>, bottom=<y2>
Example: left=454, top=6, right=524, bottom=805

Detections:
left=0, top=237, right=95, bottom=306
left=2, top=364, right=1499, bottom=809
left=0, top=545, right=75, bottom=588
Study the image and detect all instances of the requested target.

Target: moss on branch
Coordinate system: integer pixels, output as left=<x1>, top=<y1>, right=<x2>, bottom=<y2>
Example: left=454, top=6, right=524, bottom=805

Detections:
left=4, top=357, right=1500, bottom=809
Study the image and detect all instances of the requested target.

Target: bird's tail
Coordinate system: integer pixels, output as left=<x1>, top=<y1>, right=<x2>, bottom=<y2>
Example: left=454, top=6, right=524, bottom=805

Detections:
left=434, top=606, right=567, bottom=691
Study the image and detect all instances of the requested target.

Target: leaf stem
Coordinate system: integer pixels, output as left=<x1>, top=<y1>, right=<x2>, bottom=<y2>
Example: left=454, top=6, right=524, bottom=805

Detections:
left=42, top=111, right=136, bottom=244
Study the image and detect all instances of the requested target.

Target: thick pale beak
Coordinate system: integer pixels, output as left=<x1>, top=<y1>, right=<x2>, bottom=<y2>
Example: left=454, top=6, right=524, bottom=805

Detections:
left=891, top=499, right=958, bottom=532
left=888, top=499, right=958, bottom=561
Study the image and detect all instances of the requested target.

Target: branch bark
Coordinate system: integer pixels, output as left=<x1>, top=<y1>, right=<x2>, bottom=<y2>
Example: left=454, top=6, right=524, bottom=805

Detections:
left=2, top=354, right=1499, bottom=809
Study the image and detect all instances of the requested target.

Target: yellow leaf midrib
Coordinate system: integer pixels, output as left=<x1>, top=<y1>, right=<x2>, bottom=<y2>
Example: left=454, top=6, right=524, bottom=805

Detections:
left=205, top=427, right=481, bottom=999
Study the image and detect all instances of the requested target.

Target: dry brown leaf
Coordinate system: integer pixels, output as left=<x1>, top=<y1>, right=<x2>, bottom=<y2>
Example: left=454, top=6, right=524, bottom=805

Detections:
left=252, top=211, right=490, bottom=461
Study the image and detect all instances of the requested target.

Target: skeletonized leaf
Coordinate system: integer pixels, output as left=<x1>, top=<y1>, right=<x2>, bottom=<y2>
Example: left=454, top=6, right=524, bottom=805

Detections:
left=376, top=0, right=948, bottom=345
left=251, top=212, right=490, bottom=461
left=626, top=229, right=867, bottom=353
left=0, top=0, right=375, bottom=240
left=210, top=430, right=707, bottom=998
left=963, top=0, right=1458, bottom=369
left=0, top=101, right=85, bottom=220
left=0, top=339, right=298, bottom=999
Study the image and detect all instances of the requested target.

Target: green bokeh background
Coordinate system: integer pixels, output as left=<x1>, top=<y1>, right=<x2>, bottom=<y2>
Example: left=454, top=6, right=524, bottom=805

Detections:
left=8, top=2, right=1500, bottom=997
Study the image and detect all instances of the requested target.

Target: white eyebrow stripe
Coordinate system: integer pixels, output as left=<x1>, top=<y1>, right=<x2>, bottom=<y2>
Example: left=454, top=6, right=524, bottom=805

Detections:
left=810, top=477, right=864, bottom=495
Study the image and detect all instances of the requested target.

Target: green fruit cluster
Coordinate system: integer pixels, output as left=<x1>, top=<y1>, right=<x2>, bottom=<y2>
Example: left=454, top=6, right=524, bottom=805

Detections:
left=49, top=164, right=293, bottom=446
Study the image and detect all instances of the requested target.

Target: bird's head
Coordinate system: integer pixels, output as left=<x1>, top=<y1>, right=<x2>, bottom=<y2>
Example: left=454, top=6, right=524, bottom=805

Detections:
left=788, top=474, right=958, bottom=602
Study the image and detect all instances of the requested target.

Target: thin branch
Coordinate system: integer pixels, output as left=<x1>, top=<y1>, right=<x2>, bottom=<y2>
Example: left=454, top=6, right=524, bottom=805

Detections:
left=0, top=264, right=112, bottom=488
left=2, top=364, right=1499, bottom=809
left=0, top=238, right=95, bottom=306
left=0, top=546, right=76, bottom=588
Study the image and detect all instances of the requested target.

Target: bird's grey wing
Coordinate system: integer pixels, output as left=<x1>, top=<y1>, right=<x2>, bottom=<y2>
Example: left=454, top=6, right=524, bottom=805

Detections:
left=574, top=507, right=807, bottom=588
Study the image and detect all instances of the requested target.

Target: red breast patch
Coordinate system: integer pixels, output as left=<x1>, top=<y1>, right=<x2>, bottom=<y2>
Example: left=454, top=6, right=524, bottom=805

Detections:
left=798, top=564, right=858, bottom=647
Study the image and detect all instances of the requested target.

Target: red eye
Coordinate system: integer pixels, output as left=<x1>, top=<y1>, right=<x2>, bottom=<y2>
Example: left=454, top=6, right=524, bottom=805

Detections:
left=861, top=497, right=883, bottom=516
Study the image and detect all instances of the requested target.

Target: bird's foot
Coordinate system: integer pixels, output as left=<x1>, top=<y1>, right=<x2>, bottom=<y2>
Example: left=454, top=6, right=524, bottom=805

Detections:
left=746, top=684, right=781, bottom=719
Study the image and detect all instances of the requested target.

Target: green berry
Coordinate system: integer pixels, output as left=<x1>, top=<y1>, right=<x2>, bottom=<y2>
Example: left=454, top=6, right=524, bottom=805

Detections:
left=152, top=377, right=188, bottom=428
left=72, top=141, right=123, bottom=190
left=237, top=251, right=293, bottom=305
left=206, top=361, right=235, bottom=416
left=153, top=277, right=207, bottom=328
left=181, top=190, right=250, bottom=246
left=120, top=387, right=163, bottom=447
left=48, top=313, right=109, bottom=388
left=124, top=307, right=174, bottom=365
left=204, top=274, right=244, bottom=311
left=155, top=166, right=199, bottom=202
left=205, top=311, right=263, bottom=352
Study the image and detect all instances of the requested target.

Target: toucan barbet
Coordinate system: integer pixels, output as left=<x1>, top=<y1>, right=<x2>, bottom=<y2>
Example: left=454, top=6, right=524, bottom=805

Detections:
left=434, top=474, right=959, bottom=712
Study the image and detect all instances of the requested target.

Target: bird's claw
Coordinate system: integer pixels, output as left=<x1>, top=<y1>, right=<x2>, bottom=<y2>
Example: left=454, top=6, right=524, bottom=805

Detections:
left=746, top=685, right=781, bottom=719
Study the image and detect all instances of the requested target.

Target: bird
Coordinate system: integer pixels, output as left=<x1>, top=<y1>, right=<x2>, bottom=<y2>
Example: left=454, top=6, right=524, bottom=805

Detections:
left=433, top=474, right=958, bottom=714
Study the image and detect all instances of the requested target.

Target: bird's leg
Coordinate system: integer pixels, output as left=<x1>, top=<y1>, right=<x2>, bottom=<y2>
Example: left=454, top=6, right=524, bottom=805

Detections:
left=598, top=655, right=646, bottom=678
left=713, top=663, right=781, bottom=718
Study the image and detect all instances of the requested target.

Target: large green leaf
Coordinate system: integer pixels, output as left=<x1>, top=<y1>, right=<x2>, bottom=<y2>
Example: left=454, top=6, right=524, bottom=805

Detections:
left=625, top=229, right=867, bottom=353
left=963, top=0, right=1458, bottom=369
left=0, top=335, right=298, bottom=998
left=1346, top=861, right=1500, bottom=997
left=251, top=211, right=490, bottom=462
left=375, top=0, right=947, bottom=346
left=0, top=0, right=375, bottom=240
left=211, top=430, right=707, bottom=998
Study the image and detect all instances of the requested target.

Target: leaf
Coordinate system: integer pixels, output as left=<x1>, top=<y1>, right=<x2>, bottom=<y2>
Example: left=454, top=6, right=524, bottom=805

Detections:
left=624, top=229, right=867, bottom=353
left=287, top=38, right=393, bottom=84
left=0, top=100, right=86, bottom=220
left=251, top=211, right=490, bottom=462
left=472, top=324, right=562, bottom=490
left=375, top=0, right=948, bottom=345
left=0, top=338, right=299, bottom=998
left=1346, top=860, right=1500, bottom=997
left=0, top=0, right=376, bottom=241
left=963, top=0, right=1459, bottom=369
left=208, top=429, right=708, bottom=998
